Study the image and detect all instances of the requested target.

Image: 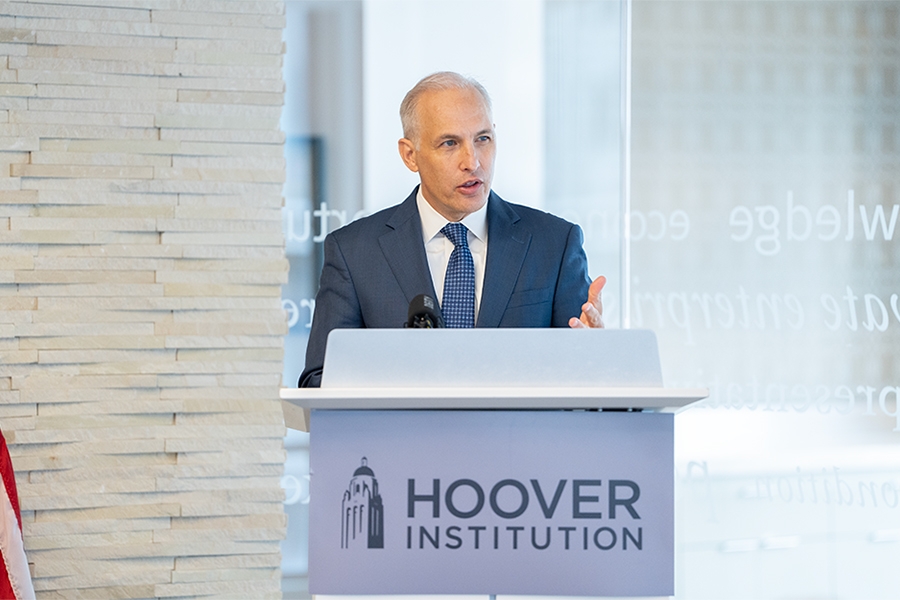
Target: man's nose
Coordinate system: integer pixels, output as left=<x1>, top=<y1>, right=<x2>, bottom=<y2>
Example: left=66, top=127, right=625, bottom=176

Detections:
left=459, top=142, right=480, bottom=171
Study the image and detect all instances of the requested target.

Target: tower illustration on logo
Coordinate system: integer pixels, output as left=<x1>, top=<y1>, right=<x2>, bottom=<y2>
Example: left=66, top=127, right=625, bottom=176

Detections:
left=341, top=457, right=384, bottom=549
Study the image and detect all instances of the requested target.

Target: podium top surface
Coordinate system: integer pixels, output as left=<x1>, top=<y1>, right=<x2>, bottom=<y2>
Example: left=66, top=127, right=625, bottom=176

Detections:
left=281, top=385, right=708, bottom=411
left=280, top=385, right=708, bottom=429
left=321, top=328, right=664, bottom=388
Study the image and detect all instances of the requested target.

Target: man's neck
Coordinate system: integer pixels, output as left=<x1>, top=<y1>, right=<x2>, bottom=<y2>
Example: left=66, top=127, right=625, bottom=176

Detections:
left=416, top=187, right=489, bottom=243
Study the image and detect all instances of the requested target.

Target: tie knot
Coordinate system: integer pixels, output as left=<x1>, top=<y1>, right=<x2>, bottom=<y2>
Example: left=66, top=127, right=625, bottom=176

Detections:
left=441, top=222, right=469, bottom=249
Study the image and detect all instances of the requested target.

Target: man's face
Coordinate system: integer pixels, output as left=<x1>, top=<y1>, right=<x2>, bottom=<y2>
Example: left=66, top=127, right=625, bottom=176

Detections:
left=398, top=87, right=496, bottom=222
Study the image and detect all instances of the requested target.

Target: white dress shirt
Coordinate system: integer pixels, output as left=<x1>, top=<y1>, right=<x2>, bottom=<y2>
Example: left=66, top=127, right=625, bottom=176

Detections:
left=416, top=188, right=488, bottom=321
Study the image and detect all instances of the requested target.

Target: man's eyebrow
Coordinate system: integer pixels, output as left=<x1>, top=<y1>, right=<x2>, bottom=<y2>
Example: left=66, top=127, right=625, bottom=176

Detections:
left=436, top=129, right=492, bottom=140
left=432, top=129, right=493, bottom=145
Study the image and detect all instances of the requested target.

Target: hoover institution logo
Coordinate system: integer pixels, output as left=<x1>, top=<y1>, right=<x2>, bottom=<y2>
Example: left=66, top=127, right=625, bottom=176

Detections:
left=311, top=412, right=673, bottom=596
left=341, top=457, right=384, bottom=549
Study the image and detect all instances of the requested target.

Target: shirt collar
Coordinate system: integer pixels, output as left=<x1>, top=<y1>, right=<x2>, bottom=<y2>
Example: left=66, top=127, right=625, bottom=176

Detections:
left=416, top=186, right=488, bottom=244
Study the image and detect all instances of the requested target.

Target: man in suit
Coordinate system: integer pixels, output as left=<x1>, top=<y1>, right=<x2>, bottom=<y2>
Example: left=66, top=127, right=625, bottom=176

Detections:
left=299, top=71, right=605, bottom=387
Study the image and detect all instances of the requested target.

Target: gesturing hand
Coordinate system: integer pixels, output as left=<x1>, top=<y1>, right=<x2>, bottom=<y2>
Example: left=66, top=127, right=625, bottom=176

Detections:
left=568, top=275, right=606, bottom=329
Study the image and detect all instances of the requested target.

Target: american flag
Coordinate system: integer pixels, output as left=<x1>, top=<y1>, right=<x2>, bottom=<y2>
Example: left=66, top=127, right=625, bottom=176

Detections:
left=0, top=430, right=35, bottom=600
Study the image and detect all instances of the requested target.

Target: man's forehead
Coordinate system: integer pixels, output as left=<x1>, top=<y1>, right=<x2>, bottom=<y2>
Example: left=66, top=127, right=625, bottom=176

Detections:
left=418, top=88, right=493, bottom=129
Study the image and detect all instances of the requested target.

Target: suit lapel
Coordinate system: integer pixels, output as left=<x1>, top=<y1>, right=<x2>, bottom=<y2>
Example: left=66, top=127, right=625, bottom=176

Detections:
left=379, top=188, right=438, bottom=304
left=477, top=193, right=531, bottom=327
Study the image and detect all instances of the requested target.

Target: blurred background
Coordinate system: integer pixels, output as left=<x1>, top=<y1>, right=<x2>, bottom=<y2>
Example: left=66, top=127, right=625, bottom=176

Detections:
left=278, top=1, right=900, bottom=598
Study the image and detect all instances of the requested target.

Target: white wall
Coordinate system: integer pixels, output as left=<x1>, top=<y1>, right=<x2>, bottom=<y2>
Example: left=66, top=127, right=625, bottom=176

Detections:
left=362, top=0, right=545, bottom=212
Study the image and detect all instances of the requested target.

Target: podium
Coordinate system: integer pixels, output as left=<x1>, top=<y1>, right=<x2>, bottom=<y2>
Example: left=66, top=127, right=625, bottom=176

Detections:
left=281, top=329, right=707, bottom=597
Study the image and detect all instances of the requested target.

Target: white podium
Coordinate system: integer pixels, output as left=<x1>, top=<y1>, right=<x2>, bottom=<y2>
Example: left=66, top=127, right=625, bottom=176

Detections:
left=280, top=329, right=707, bottom=597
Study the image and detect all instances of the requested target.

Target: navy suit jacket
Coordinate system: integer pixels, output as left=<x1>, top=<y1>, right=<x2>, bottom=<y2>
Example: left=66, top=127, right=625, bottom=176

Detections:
left=298, top=187, right=591, bottom=387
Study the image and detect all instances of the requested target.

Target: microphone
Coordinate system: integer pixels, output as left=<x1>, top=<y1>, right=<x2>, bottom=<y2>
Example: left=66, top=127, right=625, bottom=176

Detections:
left=406, top=294, right=444, bottom=328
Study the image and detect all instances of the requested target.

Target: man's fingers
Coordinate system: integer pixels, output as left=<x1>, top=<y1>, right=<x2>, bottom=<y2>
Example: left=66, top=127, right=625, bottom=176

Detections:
left=570, top=275, right=607, bottom=329
left=568, top=316, right=587, bottom=329
left=581, top=302, right=604, bottom=328
left=588, top=275, right=607, bottom=310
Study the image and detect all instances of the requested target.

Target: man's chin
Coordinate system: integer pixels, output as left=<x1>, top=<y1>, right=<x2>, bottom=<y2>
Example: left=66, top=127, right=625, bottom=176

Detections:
left=457, top=194, right=488, bottom=215
left=427, top=188, right=490, bottom=221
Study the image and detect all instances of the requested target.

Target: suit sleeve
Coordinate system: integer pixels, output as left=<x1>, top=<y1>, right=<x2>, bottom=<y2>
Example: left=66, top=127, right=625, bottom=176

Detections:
left=298, top=232, right=363, bottom=387
left=551, top=223, right=592, bottom=327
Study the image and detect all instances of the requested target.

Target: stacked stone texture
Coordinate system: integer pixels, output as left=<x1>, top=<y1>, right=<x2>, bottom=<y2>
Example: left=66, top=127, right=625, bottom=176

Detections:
left=0, top=1, right=288, bottom=597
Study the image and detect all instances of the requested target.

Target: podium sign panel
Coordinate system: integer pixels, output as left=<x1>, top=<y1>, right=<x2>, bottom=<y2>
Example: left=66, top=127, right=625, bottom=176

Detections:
left=309, top=409, right=674, bottom=596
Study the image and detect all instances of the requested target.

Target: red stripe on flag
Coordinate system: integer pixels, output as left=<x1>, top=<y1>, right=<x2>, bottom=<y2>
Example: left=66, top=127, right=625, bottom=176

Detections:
left=0, top=546, right=15, bottom=600
left=0, top=433, right=21, bottom=531
left=1, top=430, right=35, bottom=600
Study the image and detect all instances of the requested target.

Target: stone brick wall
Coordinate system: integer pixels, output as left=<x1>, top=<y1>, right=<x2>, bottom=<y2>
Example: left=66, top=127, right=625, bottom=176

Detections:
left=0, top=1, right=288, bottom=597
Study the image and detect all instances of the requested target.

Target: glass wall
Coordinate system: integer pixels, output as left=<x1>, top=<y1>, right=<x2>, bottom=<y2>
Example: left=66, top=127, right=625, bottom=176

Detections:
left=280, top=2, right=364, bottom=594
left=281, top=1, right=900, bottom=598
left=631, top=1, right=900, bottom=598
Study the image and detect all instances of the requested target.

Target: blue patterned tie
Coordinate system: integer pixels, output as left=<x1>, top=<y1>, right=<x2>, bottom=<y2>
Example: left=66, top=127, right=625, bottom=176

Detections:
left=440, top=222, right=476, bottom=328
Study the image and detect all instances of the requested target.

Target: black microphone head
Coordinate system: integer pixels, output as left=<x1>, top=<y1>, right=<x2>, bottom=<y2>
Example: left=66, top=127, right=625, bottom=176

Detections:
left=406, top=294, right=445, bottom=328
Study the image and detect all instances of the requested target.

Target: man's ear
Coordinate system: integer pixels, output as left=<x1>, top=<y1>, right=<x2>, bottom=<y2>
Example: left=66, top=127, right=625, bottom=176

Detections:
left=398, top=138, right=418, bottom=173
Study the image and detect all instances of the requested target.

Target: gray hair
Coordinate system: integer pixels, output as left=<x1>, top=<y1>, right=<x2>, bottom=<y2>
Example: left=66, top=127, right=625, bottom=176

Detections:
left=399, top=71, right=492, bottom=141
